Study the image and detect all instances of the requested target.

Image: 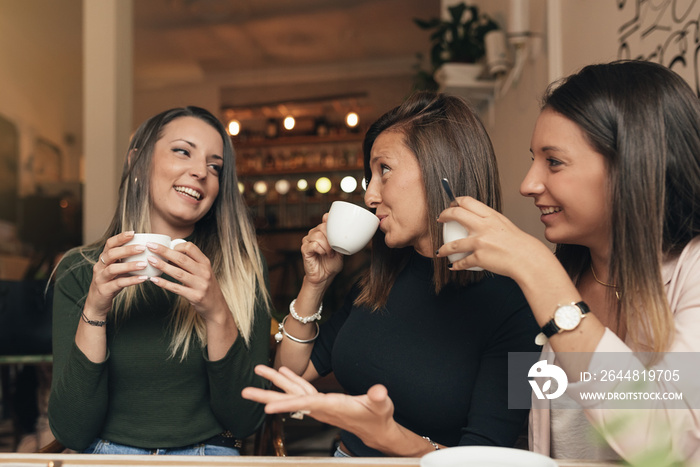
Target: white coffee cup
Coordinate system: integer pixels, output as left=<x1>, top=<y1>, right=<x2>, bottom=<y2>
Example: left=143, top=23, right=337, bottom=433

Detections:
left=326, top=201, right=380, bottom=255
left=124, top=233, right=187, bottom=277
left=442, top=221, right=484, bottom=271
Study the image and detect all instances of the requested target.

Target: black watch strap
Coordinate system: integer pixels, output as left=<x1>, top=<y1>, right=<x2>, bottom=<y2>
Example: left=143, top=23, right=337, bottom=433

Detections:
left=541, top=318, right=561, bottom=338
left=541, top=301, right=591, bottom=338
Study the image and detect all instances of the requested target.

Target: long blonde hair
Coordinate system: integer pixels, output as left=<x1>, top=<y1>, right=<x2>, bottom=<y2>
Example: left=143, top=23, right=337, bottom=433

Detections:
left=77, top=106, right=270, bottom=358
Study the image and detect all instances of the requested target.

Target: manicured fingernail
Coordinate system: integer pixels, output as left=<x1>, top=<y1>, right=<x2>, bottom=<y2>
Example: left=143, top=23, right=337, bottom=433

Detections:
left=138, top=276, right=148, bottom=281
left=146, top=242, right=159, bottom=250
left=147, top=256, right=157, bottom=264
left=137, top=261, right=147, bottom=268
left=133, top=245, right=146, bottom=252
left=150, top=277, right=160, bottom=283
left=125, top=230, right=135, bottom=236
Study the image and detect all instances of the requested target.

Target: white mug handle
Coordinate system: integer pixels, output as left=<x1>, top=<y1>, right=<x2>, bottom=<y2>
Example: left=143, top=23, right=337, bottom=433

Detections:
left=170, top=238, right=187, bottom=248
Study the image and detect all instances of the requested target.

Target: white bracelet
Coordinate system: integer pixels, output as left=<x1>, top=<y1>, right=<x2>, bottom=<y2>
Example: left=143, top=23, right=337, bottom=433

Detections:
left=289, top=298, right=322, bottom=324
left=274, top=315, right=319, bottom=344
left=422, top=435, right=440, bottom=451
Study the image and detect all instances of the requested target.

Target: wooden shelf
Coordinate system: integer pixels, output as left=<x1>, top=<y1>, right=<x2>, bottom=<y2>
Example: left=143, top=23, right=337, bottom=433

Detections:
left=232, top=132, right=363, bottom=149
left=238, top=166, right=363, bottom=177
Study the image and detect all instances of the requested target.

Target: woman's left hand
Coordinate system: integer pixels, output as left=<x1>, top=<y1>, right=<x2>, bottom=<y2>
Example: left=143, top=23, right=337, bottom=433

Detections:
left=145, top=241, right=228, bottom=322
left=242, top=365, right=400, bottom=453
left=437, top=196, right=553, bottom=281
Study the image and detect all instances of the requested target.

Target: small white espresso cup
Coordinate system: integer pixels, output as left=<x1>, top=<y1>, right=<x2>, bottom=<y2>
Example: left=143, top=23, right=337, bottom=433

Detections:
left=326, top=201, right=380, bottom=255
left=124, top=233, right=187, bottom=277
left=442, top=221, right=484, bottom=271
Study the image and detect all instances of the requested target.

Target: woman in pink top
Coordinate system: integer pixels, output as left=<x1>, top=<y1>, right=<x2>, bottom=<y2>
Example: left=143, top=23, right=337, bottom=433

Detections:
left=437, top=60, right=700, bottom=464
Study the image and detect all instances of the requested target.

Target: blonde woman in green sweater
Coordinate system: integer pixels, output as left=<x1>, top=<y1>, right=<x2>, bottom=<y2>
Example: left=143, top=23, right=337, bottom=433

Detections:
left=48, top=106, right=271, bottom=455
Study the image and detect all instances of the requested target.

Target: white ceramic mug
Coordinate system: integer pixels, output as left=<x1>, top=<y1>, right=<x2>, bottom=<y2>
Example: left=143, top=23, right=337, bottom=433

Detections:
left=124, top=233, right=187, bottom=277
left=442, top=221, right=484, bottom=271
left=326, top=201, right=380, bottom=255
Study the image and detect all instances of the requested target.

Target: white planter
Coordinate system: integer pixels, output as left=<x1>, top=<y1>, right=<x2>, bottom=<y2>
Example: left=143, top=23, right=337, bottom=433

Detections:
left=434, top=63, right=485, bottom=88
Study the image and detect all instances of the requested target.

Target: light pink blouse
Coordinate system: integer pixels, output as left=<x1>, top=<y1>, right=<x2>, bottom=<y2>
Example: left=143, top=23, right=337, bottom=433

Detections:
left=529, top=236, right=700, bottom=463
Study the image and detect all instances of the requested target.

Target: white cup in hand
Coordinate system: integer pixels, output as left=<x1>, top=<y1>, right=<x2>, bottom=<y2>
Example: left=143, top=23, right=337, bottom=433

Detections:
left=326, top=201, right=380, bottom=255
left=124, top=233, right=187, bottom=277
left=442, top=221, right=483, bottom=271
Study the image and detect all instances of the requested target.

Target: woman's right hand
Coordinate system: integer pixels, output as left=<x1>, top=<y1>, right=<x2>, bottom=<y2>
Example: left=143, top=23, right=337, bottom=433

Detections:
left=83, top=231, right=151, bottom=320
left=300, top=213, right=344, bottom=287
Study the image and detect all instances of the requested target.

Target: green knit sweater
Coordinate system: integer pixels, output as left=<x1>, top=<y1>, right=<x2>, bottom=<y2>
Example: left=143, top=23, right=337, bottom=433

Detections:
left=48, top=247, right=271, bottom=451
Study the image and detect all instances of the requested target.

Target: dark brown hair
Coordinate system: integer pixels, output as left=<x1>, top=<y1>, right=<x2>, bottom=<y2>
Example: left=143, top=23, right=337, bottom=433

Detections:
left=543, top=60, right=700, bottom=352
left=356, top=91, right=501, bottom=310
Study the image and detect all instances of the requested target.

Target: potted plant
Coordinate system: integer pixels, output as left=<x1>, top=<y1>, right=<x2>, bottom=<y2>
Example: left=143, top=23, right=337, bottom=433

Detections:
left=414, top=2, right=500, bottom=90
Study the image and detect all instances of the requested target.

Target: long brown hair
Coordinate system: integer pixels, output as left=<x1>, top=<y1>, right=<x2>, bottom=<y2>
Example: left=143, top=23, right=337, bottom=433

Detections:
left=356, top=91, right=501, bottom=310
left=73, top=106, right=270, bottom=358
left=544, top=60, right=700, bottom=352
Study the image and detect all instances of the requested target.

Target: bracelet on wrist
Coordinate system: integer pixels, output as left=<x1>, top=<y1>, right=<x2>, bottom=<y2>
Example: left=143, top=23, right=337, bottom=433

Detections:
left=81, top=311, right=107, bottom=327
left=289, top=298, right=322, bottom=324
left=274, top=315, right=319, bottom=344
left=422, top=435, right=440, bottom=451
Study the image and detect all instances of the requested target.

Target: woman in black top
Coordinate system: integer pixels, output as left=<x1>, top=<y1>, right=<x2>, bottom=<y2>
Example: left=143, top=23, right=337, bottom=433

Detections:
left=243, top=92, right=540, bottom=457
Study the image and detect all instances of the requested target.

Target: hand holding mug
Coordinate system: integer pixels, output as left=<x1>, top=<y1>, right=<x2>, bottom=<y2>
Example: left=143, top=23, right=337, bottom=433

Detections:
left=141, top=239, right=228, bottom=321
left=86, top=231, right=157, bottom=317
left=123, top=233, right=187, bottom=277
left=438, top=196, right=550, bottom=279
left=301, top=214, right=344, bottom=287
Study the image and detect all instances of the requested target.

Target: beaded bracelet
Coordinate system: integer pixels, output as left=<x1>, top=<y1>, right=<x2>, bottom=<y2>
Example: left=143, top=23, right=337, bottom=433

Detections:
left=274, top=315, right=319, bottom=344
left=422, top=436, right=440, bottom=451
left=81, top=311, right=107, bottom=327
left=289, top=298, right=323, bottom=324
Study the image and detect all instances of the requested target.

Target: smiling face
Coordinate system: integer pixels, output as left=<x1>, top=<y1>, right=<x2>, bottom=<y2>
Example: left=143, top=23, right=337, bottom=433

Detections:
left=148, top=116, right=224, bottom=238
left=522, top=108, right=611, bottom=252
left=364, top=130, right=432, bottom=256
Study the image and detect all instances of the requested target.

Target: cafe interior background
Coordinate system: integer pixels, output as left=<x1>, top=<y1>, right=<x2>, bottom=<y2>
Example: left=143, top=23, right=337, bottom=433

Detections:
left=0, top=0, right=697, bottom=455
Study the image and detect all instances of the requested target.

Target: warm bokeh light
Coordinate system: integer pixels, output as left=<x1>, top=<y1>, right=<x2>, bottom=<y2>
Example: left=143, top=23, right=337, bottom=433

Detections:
left=253, top=180, right=268, bottom=195
left=345, top=112, right=359, bottom=128
left=238, top=181, right=245, bottom=194
left=340, top=175, right=358, bottom=193
left=227, top=119, right=240, bottom=136
left=315, top=177, right=332, bottom=194
left=297, top=179, right=309, bottom=191
left=275, top=179, right=291, bottom=195
left=283, top=116, right=295, bottom=130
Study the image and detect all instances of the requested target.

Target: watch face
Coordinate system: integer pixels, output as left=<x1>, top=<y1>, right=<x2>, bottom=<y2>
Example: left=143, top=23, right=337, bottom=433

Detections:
left=554, top=304, right=581, bottom=331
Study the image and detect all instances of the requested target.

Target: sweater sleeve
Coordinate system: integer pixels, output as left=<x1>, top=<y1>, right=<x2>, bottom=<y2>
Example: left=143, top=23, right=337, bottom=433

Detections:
left=204, top=261, right=272, bottom=438
left=48, top=249, right=110, bottom=451
left=310, top=284, right=357, bottom=376
left=458, top=300, right=541, bottom=447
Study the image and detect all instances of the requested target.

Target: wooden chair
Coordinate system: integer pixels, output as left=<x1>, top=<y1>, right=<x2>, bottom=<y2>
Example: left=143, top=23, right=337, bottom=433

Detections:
left=254, top=413, right=287, bottom=456
left=38, top=438, right=65, bottom=453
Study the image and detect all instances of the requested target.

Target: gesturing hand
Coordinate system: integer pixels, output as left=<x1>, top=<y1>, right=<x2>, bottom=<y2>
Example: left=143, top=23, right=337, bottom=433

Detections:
left=242, top=365, right=398, bottom=453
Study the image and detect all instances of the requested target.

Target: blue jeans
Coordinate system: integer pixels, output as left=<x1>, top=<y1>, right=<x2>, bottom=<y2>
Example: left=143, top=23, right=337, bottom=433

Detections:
left=83, top=438, right=241, bottom=456
left=334, top=446, right=352, bottom=457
